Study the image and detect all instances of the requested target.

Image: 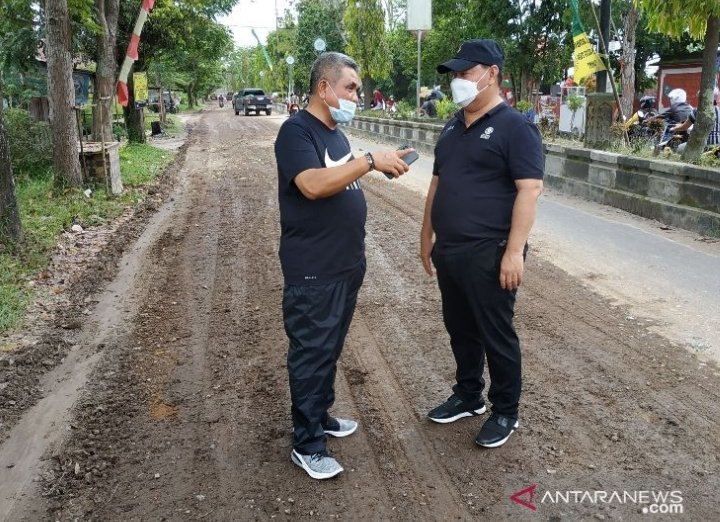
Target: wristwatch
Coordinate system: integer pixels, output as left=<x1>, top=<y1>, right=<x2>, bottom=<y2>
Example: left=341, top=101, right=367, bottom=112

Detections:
left=364, top=152, right=375, bottom=172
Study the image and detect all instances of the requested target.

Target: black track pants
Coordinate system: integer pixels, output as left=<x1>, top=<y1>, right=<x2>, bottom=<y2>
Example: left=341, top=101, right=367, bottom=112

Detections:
left=283, top=264, right=365, bottom=454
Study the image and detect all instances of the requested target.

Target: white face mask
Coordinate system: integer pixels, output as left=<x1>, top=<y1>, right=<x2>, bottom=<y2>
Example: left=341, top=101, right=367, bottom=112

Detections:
left=450, top=67, right=491, bottom=108
left=324, top=84, right=357, bottom=124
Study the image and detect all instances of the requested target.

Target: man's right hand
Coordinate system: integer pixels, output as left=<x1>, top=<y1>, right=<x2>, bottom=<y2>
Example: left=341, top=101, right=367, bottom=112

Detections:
left=420, top=234, right=434, bottom=276
left=371, top=149, right=414, bottom=178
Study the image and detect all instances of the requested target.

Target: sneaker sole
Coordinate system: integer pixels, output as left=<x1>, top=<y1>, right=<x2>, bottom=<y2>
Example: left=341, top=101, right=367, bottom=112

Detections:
left=475, top=422, right=519, bottom=448
left=428, top=405, right=486, bottom=424
left=324, top=423, right=358, bottom=438
left=291, top=450, right=344, bottom=480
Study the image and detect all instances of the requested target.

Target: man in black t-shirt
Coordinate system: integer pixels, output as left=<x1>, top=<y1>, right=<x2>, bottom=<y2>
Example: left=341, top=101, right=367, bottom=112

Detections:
left=421, top=39, right=544, bottom=448
left=275, top=51, right=414, bottom=480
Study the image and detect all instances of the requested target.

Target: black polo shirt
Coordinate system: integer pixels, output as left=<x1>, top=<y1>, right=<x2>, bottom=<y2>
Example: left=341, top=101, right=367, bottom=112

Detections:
left=431, top=102, right=544, bottom=253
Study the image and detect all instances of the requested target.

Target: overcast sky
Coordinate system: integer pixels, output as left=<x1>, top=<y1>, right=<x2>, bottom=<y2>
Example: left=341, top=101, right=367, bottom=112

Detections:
left=218, top=0, right=292, bottom=48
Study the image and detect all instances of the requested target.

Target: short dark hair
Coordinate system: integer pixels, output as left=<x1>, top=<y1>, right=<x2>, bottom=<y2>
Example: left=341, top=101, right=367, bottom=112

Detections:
left=309, top=52, right=359, bottom=95
left=480, top=63, right=503, bottom=86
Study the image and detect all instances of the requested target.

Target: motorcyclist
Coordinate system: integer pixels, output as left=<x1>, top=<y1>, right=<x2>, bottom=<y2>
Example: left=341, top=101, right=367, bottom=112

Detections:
left=672, top=88, right=720, bottom=152
left=218, top=94, right=225, bottom=108
left=625, top=95, right=659, bottom=142
left=653, top=88, right=693, bottom=148
left=288, top=92, right=301, bottom=115
left=625, top=95, right=658, bottom=127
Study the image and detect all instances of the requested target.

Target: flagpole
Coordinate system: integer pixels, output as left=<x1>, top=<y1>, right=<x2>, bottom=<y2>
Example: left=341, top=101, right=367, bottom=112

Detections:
left=589, top=0, right=627, bottom=129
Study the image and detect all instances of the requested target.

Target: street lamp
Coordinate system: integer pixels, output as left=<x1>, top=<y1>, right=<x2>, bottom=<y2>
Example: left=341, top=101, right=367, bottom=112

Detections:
left=286, top=55, right=295, bottom=100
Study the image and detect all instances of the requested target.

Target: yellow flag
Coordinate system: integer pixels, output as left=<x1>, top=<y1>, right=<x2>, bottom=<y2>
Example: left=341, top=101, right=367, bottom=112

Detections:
left=573, top=32, right=606, bottom=83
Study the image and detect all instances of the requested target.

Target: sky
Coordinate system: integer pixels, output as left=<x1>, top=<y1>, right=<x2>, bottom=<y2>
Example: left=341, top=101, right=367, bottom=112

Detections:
left=218, top=0, right=292, bottom=48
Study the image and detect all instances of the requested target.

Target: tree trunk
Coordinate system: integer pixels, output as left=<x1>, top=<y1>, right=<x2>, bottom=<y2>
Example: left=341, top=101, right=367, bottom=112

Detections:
left=92, top=0, right=119, bottom=141
left=682, top=15, right=720, bottom=162
left=45, top=0, right=82, bottom=187
left=187, top=83, right=196, bottom=109
left=123, top=72, right=145, bottom=143
left=0, top=83, right=22, bottom=245
left=362, top=75, right=373, bottom=114
left=620, top=5, right=638, bottom=122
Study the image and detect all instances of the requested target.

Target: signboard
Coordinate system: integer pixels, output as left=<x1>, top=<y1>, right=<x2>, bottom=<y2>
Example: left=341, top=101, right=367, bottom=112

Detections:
left=13, top=66, right=93, bottom=106
left=407, top=0, right=432, bottom=31
left=133, top=72, right=148, bottom=103
left=72, top=71, right=92, bottom=105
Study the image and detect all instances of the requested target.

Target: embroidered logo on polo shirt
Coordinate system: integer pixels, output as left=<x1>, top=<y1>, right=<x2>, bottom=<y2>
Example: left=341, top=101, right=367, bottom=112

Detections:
left=480, top=126, right=494, bottom=140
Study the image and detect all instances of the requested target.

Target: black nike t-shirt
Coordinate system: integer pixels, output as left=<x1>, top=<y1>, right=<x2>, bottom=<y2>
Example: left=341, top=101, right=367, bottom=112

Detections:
left=275, top=110, right=367, bottom=285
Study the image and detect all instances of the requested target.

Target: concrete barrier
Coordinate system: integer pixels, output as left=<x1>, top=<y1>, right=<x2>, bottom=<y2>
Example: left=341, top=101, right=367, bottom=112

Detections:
left=344, top=116, right=720, bottom=237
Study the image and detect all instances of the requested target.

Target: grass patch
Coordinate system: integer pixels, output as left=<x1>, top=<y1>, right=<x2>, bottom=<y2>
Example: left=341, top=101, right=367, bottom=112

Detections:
left=120, top=143, right=174, bottom=186
left=143, top=112, right=183, bottom=136
left=0, top=144, right=174, bottom=334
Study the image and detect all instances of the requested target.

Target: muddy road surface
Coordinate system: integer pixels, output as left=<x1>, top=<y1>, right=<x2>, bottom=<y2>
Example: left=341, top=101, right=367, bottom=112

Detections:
left=2, top=107, right=719, bottom=521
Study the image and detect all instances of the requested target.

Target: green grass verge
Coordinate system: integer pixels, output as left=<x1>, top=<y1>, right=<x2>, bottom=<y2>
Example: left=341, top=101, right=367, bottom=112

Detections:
left=0, top=144, right=174, bottom=334
left=143, top=111, right=184, bottom=135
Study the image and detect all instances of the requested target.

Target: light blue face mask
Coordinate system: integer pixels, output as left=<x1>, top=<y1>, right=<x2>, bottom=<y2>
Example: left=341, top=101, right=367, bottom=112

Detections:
left=325, top=84, right=357, bottom=124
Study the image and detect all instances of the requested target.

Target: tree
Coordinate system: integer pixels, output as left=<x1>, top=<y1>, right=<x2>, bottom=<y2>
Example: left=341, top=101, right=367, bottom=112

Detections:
left=619, top=3, right=638, bottom=121
left=0, top=0, right=37, bottom=244
left=344, top=0, right=392, bottom=106
left=116, top=0, right=235, bottom=141
left=295, top=0, right=346, bottom=92
left=265, top=17, right=298, bottom=96
left=93, top=0, right=120, bottom=141
left=0, top=103, right=21, bottom=245
left=634, top=0, right=720, bottom=161
left=45, top=0, right=83, bottom=187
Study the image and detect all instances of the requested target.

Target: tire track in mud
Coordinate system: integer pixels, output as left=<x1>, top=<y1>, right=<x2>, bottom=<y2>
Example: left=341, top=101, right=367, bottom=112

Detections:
left=360, top=173, right=720, bottom=519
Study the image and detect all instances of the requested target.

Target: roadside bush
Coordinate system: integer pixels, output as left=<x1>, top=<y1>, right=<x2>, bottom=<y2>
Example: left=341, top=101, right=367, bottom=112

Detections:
left=4, top=108, right=53, bottom=174
left=396, top=100, right=414, bottom=120
left=436, top=98, right=459, bottom=120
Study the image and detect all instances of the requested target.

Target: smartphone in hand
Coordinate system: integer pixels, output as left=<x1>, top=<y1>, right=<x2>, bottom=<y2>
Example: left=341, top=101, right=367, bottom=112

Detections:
left=384, top=145, right=419, bottom=179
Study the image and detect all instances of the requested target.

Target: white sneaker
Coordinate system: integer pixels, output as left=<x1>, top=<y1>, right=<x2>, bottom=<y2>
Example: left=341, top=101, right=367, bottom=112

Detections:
left=291, top=449, right=344, bottom=479
left=323, top=416, right=358, bottom=437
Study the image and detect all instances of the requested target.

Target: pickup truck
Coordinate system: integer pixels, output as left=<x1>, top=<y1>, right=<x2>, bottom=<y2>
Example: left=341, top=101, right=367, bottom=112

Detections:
left=234, top=88, right=272, bottom=116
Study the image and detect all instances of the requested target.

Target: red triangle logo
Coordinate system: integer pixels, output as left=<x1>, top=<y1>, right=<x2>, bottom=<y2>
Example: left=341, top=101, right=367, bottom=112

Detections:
left=510, top=484, right=538, bottom=511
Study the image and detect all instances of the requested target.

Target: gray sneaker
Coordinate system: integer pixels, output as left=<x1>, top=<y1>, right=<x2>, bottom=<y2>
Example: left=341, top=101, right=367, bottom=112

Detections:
left=291, top=449, right=344, bottom=479
left=323, top=417, right=358, bottom=438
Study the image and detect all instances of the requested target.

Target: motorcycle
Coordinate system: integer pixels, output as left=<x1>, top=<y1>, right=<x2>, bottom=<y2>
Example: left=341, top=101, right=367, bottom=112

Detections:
left=655, top=123, right=690, bottom=153
left=625, top=95, right=660, bottom=144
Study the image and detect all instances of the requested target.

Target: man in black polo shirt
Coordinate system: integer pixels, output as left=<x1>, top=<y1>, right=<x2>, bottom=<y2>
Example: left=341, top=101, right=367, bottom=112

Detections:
left=420, top=39, right=544, bottom=448
left=275, top=52, right=413, bottom=479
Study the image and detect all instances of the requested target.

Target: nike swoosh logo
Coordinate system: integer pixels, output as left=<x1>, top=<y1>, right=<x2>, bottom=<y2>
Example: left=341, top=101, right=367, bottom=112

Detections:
left=324, top=150, right=353, bottom=168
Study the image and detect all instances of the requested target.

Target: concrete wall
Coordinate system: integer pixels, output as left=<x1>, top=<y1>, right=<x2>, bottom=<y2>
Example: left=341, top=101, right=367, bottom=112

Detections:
left=345, top=116, right=444, bottom=156
left=543, top=144, right=720, bottom=237
left=345, top=116, right=720, bottom=237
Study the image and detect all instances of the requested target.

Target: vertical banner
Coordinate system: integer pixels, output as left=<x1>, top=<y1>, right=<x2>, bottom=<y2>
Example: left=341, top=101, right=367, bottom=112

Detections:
left=117, top=0, right=155, bottom=106
left=569, top=0, right=606, bottom=83
left=133, top=72, right=148, bottom=105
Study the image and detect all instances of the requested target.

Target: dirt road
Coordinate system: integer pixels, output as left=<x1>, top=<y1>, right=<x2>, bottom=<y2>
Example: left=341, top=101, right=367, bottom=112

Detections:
left=3, top=108, right=720, bottom=520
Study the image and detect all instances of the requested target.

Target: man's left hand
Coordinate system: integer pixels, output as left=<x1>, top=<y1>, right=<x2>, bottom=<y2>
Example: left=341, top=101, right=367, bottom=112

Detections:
left=499, top=251, right=524, bottom=291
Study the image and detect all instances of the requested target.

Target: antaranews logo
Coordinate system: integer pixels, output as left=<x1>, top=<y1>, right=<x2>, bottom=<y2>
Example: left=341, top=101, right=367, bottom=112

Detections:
left=510, top=484, right=683, bottom=515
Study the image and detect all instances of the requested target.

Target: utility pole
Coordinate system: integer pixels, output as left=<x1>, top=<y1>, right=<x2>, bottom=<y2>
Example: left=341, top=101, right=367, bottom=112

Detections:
left=407, top=0, right=432, bottom=114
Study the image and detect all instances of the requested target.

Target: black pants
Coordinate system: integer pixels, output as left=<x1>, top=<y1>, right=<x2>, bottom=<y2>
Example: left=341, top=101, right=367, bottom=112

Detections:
left=282, top=263, right=365, bottom=454
left=432, top=240, right=524, bottom=418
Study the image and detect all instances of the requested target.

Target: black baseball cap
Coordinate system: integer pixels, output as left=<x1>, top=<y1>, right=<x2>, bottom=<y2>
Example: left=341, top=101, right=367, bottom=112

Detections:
left=437, top=39, right=504, bottom=73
